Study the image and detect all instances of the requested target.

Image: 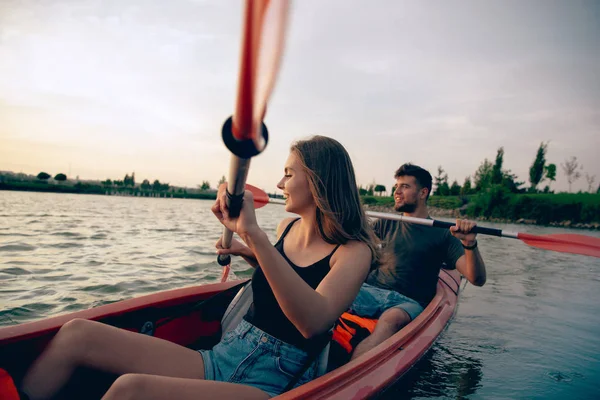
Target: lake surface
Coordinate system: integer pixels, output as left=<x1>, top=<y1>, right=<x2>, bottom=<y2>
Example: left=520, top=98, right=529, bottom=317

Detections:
left=1, top=191, right=599, bottom=399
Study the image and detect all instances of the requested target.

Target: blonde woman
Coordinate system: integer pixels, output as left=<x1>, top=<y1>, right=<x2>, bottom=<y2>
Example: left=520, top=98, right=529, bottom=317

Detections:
left=21, top=136, right=379, bottom=400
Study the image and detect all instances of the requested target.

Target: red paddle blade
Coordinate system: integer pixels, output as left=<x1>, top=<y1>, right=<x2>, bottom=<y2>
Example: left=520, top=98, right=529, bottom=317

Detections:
left=246, top=183, right=270, bottom=208
left=518, top=233, right=600, bottom=258
left=233, top=0, right=290, bottom=146
left=217, top=183, right=270, bottom=209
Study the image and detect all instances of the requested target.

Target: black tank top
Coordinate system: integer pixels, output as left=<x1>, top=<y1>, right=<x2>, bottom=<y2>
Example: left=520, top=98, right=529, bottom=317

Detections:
left=243, top=218, right=340, bottom=350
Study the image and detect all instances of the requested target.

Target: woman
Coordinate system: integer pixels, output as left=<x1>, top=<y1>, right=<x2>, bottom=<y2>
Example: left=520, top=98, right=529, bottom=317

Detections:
left=20, top=135, right=379, bottom=400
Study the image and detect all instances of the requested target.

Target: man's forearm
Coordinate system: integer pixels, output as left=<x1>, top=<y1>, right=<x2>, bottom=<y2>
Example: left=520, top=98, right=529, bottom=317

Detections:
left=463, top=245, right=486, bottom=286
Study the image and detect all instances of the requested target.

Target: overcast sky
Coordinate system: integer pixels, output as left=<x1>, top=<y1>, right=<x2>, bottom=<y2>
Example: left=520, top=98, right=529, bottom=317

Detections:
left=1, top=0, right=599, bottom=193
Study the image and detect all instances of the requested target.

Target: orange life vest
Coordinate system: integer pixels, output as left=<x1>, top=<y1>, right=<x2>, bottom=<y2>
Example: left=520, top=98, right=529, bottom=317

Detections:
left=332, top=312, right=378, bottom=354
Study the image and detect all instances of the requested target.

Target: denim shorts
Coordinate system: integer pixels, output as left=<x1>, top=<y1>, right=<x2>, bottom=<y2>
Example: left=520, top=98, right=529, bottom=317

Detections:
left=198, top=319, right=318, bottom=397
left=349, top=283, right=424, bottom=321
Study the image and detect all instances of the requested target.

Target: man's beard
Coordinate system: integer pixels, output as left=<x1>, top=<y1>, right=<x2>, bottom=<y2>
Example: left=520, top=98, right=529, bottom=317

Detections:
left=395, top=202, right=417, bottom=213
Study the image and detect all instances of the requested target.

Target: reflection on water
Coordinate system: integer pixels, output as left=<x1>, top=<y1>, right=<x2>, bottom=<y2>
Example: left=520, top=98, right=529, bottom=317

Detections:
left=382, top=344, right=483, bottom=399
left=2, top=191, right=600, bottom=399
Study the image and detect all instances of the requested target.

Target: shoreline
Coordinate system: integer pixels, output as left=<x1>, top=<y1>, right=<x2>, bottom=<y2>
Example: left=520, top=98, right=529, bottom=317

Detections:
left=364, top=205, right=600, bottom=231
left=2, top=186, right=598, bottom=231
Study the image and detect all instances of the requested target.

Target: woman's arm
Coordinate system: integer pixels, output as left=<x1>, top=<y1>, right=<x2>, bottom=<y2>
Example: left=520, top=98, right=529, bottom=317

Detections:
left=216, top=237, right=260, bottom=268
left=212, top=189, right=371, bottom=338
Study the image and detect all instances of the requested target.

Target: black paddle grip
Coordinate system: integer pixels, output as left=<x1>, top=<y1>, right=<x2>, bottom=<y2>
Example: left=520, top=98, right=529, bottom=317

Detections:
left=216, top=191, right=243, bottom=267
left=217, top=254, right=231, bottom=266
left=226, top=189, right=244, bottom=218
left=432, top=220, right=503, bottom=237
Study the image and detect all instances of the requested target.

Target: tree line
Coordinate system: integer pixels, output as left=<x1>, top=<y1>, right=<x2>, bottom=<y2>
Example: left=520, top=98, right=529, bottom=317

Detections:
left=21, top=144, right=600, bottom=198
left=432, top=143, right=597, bottom=196
left=99, top=173, right=172, bottom=193
left=361, top=143, right=597, bottom=198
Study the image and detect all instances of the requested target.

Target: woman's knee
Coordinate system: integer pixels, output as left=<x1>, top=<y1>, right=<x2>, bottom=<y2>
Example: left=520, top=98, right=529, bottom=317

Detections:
left=103, top=374, right=145, bottom=400
left=52, top=318, right=97, bottom=360
left=57, top=318, right=95, bottom=341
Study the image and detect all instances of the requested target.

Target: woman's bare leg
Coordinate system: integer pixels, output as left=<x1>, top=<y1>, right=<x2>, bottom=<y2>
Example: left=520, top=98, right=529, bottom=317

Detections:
left=21, top=318, right=206, bottom=400
left=102, top=373, right=270, bottom=400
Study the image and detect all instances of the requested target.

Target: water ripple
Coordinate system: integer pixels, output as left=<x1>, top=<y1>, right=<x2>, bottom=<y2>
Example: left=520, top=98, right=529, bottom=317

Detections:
left=0, top=243, right=37, bottom=251
left=1, top=266, right=32, bottom=275
left=51, top=231, right=82, bottom=237
left=49, top=242, right=84, bottom=249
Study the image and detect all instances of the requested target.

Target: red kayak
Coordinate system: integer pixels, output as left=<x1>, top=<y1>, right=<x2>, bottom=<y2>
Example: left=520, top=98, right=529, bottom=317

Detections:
left=0, top=269, right=461, bottom=399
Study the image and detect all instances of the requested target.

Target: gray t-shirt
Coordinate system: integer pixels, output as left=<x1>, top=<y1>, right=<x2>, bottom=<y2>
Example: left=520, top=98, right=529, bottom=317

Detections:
left=366, top=218, right=464, bottom=306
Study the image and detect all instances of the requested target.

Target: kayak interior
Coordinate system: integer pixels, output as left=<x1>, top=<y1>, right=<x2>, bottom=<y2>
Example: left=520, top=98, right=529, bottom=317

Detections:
left=0, top=270, right=461, bottom=399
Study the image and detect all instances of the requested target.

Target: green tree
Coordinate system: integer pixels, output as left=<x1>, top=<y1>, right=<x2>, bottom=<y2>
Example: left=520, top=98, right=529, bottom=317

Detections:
left=529, top=142, right=548, bottom=192
left=152, top=179, right=162, bottom=191
left=102, top=179, right=113, bottom=187
left=561, top=156, right=582, bottom=192
left=37, top=172, right=51, bottom=181
left=54, top=173, right=67, bottom=182
left=467, top=185, right=512, bottom=219
left=544, top=163, right=556, bottom=190
left=449, top=180, right=461, bottom=196
left=200, top=181, right=211, bottom=190
left=141, top=179, right=151, bottom=190
left=218, top=175, right=226, bottom=186
left=358, top=185, right=368, bottom=196
left=367, top=184, right=374, bottom=196
left=492, top=147, right=504, bottom=184
left=434, top=166, right=449, bottom=196
left=473, top=159, right=493, bottom=192
left=460, top=176, right=472, bottom=196
left=374, top=184, right=386, bottom=196
left=502, top=170, right=524, bottom=193
left=123, top=173, right=136, bottom=187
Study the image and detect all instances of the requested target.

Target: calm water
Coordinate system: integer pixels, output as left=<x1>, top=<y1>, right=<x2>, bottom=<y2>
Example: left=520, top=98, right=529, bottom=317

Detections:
left=1, top=191, right=599, bottom=399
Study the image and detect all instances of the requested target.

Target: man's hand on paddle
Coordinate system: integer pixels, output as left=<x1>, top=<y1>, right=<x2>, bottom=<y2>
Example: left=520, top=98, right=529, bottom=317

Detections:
left=450, top=218, right=477, bottom=246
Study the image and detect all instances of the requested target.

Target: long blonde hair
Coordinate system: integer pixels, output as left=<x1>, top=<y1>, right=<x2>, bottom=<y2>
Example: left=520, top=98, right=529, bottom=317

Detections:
left=290, top=136, right=381, bottom=268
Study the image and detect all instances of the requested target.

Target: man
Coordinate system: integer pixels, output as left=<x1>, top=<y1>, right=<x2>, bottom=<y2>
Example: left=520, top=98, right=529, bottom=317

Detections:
left=349, top=163, right=486, bottom=360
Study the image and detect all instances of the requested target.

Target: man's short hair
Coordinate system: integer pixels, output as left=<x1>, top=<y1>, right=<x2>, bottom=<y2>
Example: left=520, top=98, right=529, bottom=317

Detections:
left=394, top=163, right=432, bottom=199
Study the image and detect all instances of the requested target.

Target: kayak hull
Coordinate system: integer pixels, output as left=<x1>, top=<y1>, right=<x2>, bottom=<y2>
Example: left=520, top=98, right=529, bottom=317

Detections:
left=0, top=270, right=461, bottom=399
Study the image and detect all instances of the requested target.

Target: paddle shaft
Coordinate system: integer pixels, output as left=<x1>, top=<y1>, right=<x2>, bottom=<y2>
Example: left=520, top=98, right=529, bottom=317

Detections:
left=217, top=157, right=252, bottom=266
left=217, top=1, right=290, bottom=271
left=366, top=211, right=519, bottom=239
